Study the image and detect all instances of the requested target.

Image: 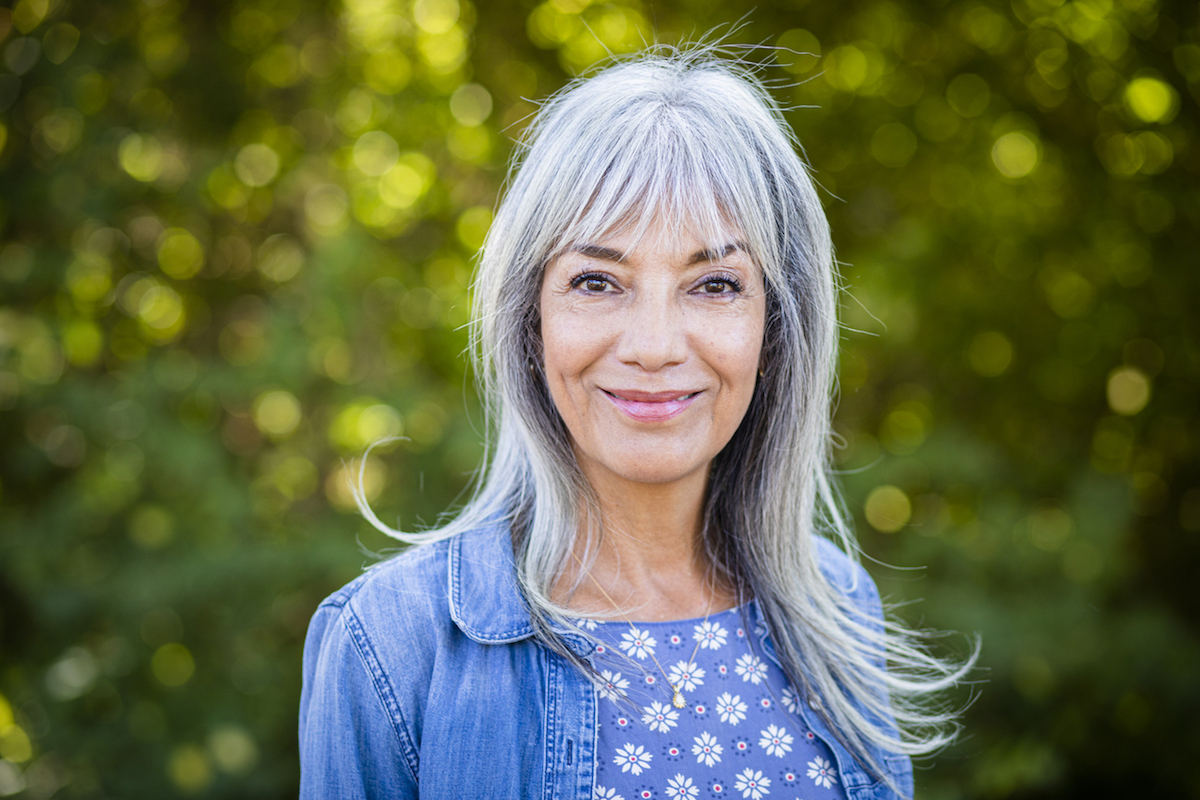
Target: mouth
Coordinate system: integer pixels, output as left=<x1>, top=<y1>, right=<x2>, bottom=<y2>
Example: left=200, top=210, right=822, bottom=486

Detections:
left=602, top=389, right=700, bottom=422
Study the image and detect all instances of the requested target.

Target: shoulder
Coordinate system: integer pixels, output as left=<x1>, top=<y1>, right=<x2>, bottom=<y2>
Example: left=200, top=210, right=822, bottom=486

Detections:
left=302, top=537, right=458, bottom=704
left=812, top=539, right=909, bottom=793
left=299, top=542, right=448, bottom=791
left=812, top=536, right=883, bottom=620
left=316, top=538, right=452, bottom=630
left=302, top=535, right=455, bottom=683
left=299, top=539, right=455, bottom=794
left=304, top=537, right=460, bottom=688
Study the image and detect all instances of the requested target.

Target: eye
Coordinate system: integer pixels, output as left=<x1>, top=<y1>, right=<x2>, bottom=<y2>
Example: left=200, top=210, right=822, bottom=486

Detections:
left=696, top=275, right=743, bottom=294
left=571, top=272, right=614, bottom=293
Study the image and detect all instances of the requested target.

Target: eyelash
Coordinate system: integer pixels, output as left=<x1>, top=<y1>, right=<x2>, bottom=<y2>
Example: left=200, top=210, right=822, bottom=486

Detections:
left=568, top=272, right=744, bottom=294
left=569, top=272, right=613, bottom=292
left=699, top=274, right=743, bottom=294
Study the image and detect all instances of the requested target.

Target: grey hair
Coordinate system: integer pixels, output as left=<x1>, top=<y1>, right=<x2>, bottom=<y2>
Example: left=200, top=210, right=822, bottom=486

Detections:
left=357, top=46, right=974, bottom=789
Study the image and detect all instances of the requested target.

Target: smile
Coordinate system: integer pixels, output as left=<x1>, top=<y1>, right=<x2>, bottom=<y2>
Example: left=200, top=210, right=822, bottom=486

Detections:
left=602, top=389, right=700, bottom=422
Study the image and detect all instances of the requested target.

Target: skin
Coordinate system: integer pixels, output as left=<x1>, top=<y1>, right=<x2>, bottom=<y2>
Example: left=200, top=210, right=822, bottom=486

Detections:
left=540, top=217, right=766, bottom=621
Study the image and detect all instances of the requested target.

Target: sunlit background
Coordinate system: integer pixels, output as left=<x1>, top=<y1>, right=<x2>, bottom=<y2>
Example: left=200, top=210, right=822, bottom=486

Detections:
left=0, top=0, right=1197, bottom=796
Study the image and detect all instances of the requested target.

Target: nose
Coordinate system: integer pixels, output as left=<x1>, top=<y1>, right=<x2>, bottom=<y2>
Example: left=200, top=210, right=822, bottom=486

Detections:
left=614, top=289, right=688, bottom=371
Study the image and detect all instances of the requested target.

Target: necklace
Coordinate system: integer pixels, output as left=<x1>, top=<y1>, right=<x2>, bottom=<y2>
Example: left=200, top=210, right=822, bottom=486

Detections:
left=572, top=554, right=712, bottom=709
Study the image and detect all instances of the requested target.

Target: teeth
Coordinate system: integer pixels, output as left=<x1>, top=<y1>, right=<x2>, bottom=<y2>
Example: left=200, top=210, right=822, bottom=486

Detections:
left=605, top=391, right=697, bottom=402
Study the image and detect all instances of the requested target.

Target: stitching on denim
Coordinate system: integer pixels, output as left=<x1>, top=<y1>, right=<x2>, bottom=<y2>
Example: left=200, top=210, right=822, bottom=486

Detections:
left=316, top=590, right=351, bottom=612
left=341, top=604, right=421, bottom=784
left=579, top=668, right=598, bottom=799
left=541, top=649, right=558, bottom=800
left=884, top=755, right=914, bottom=798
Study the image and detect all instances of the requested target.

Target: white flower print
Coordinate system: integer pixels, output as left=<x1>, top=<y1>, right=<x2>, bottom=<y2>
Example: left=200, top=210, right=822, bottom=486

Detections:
left=691, top=731, right=723, bottom=767
left=780, top=685, right=799, bottom=714
left=618, top=627, right=657, bottom=660
left=594, top=787, right=624, bottom=800
left=715, top=692, right=748, bottom=725
left=666, top=660, right=706, bottom=692
left=641, top=700, right=680, bottom=733
left=576, top=617, right=599, bottom=631
left=807, top=756, right=838, bottom=789
left=598, top=670, right=631, bottom=702
left=614, top=743, right=653, bottom=775
left=734, top=768, right=771, bottom=799
left=733, top=653, right=768, bottom=685
left=757, top=724, right=794, bottom=757
left=693, top=620, right=728, bottom=650
left=665, top=774, right=700, bottom=799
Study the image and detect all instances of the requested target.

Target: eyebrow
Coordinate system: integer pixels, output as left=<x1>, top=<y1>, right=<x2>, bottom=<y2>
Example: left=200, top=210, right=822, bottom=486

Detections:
left=567, top=241, right=746, bottom=265
left=568, top=243, right=626, bottom=262
left=687, top=242, right=745, bottom=265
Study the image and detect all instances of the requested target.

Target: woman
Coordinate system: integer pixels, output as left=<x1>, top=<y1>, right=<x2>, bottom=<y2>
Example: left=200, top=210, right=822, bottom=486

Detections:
left=300, top=49, right=970, bottom=799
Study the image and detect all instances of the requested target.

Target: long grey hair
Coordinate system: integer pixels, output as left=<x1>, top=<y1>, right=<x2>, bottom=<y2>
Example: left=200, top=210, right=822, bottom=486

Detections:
left=358, top=47, right=973, bottom=788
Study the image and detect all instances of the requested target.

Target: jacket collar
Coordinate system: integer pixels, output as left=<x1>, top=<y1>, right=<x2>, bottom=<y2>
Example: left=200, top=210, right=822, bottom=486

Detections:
left=447, top=520, right=594, bottom=657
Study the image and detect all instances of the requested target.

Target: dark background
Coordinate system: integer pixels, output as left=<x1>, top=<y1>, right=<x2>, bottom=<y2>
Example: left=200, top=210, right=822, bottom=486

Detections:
left=0, top=0, right=1197, bottom=796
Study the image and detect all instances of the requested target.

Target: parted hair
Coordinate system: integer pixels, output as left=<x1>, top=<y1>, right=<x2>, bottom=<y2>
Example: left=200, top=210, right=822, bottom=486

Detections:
left=358, top=46, right=973, bottom=790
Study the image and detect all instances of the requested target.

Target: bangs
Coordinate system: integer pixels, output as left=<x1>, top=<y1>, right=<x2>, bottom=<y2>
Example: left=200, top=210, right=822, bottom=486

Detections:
left=521, top=64, right=789, bottom=280
left=555, top=136, right=747, bottom=262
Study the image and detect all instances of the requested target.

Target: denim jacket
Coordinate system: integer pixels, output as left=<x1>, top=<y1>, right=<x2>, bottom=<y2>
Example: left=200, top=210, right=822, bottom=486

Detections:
left=299, top=521, right=913, bottom=799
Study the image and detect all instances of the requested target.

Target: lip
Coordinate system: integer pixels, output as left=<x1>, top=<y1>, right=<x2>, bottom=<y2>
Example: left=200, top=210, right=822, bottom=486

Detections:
left=602, top=389, right=700, bottom=422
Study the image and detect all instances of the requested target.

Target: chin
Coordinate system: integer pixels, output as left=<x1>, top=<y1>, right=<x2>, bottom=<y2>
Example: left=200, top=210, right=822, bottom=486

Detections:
left=615, top=467, right=699, bottom=485
left=596, top=449, right=713, bottom=487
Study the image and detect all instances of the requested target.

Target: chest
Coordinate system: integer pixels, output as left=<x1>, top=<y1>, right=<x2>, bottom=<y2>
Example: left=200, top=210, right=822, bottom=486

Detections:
left=581, top=608, right=849, bottom=800
left=409, top=621, right=896, bottom=800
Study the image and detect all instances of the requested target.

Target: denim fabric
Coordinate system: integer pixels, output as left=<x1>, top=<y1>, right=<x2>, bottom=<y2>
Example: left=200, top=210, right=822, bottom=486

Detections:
left=299, top=521, right=913, bottom=799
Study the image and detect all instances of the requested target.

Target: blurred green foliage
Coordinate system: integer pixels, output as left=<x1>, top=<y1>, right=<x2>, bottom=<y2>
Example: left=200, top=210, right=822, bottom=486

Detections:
left=0, top=0, right=1196, bottom=796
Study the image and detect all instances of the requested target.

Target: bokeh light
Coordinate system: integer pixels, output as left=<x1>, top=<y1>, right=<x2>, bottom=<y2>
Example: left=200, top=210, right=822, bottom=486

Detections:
left=1, top=0, right=1196, bottom=796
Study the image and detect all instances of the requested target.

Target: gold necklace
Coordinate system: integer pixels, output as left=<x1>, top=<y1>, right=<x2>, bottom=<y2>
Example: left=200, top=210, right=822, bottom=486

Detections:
left=573, top=554, right=713, bottom=709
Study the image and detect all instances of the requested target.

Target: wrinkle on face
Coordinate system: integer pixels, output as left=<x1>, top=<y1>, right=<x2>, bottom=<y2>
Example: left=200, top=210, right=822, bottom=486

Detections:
left=538, top=216, right=766, bottom=495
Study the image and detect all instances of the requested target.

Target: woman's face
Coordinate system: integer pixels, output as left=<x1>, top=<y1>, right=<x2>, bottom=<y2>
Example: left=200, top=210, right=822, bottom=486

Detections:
left=539, top=217, right=766, bottom=492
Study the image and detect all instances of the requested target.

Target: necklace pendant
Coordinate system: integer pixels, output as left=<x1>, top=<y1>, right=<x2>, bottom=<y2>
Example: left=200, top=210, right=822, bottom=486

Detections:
left=672, top=690, right=686, bottom=709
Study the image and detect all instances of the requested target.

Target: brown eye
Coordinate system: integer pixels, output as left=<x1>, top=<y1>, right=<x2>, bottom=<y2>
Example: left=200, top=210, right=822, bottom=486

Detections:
left=570, top=272, right=614, bottom=292
left=703, top=280, right=729, bottom=293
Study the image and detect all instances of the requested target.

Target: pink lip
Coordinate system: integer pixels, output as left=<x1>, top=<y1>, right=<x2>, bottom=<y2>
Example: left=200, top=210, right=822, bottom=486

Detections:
left=603, top=389, right=699, bottom=422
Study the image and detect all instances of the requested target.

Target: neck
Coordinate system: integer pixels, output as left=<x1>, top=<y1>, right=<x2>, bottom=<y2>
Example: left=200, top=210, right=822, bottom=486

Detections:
left=555, top=459, right=737, bottom=621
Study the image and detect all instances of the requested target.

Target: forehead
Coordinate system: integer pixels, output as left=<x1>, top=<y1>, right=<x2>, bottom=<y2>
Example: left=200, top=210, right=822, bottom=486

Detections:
left=556, top=205, right=750, bottom=264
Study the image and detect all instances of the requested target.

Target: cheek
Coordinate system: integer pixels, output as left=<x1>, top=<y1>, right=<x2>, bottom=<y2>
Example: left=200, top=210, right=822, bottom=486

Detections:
left=706, top=315, right=765, bottom=389
left=541, top=316, right=589, bottom=380
left=539, top=300, right=612, bottom=412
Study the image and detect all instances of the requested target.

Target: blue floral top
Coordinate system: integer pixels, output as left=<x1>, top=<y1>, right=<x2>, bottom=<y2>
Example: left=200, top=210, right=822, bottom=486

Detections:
left=576, top=602, right=848, bottom=800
